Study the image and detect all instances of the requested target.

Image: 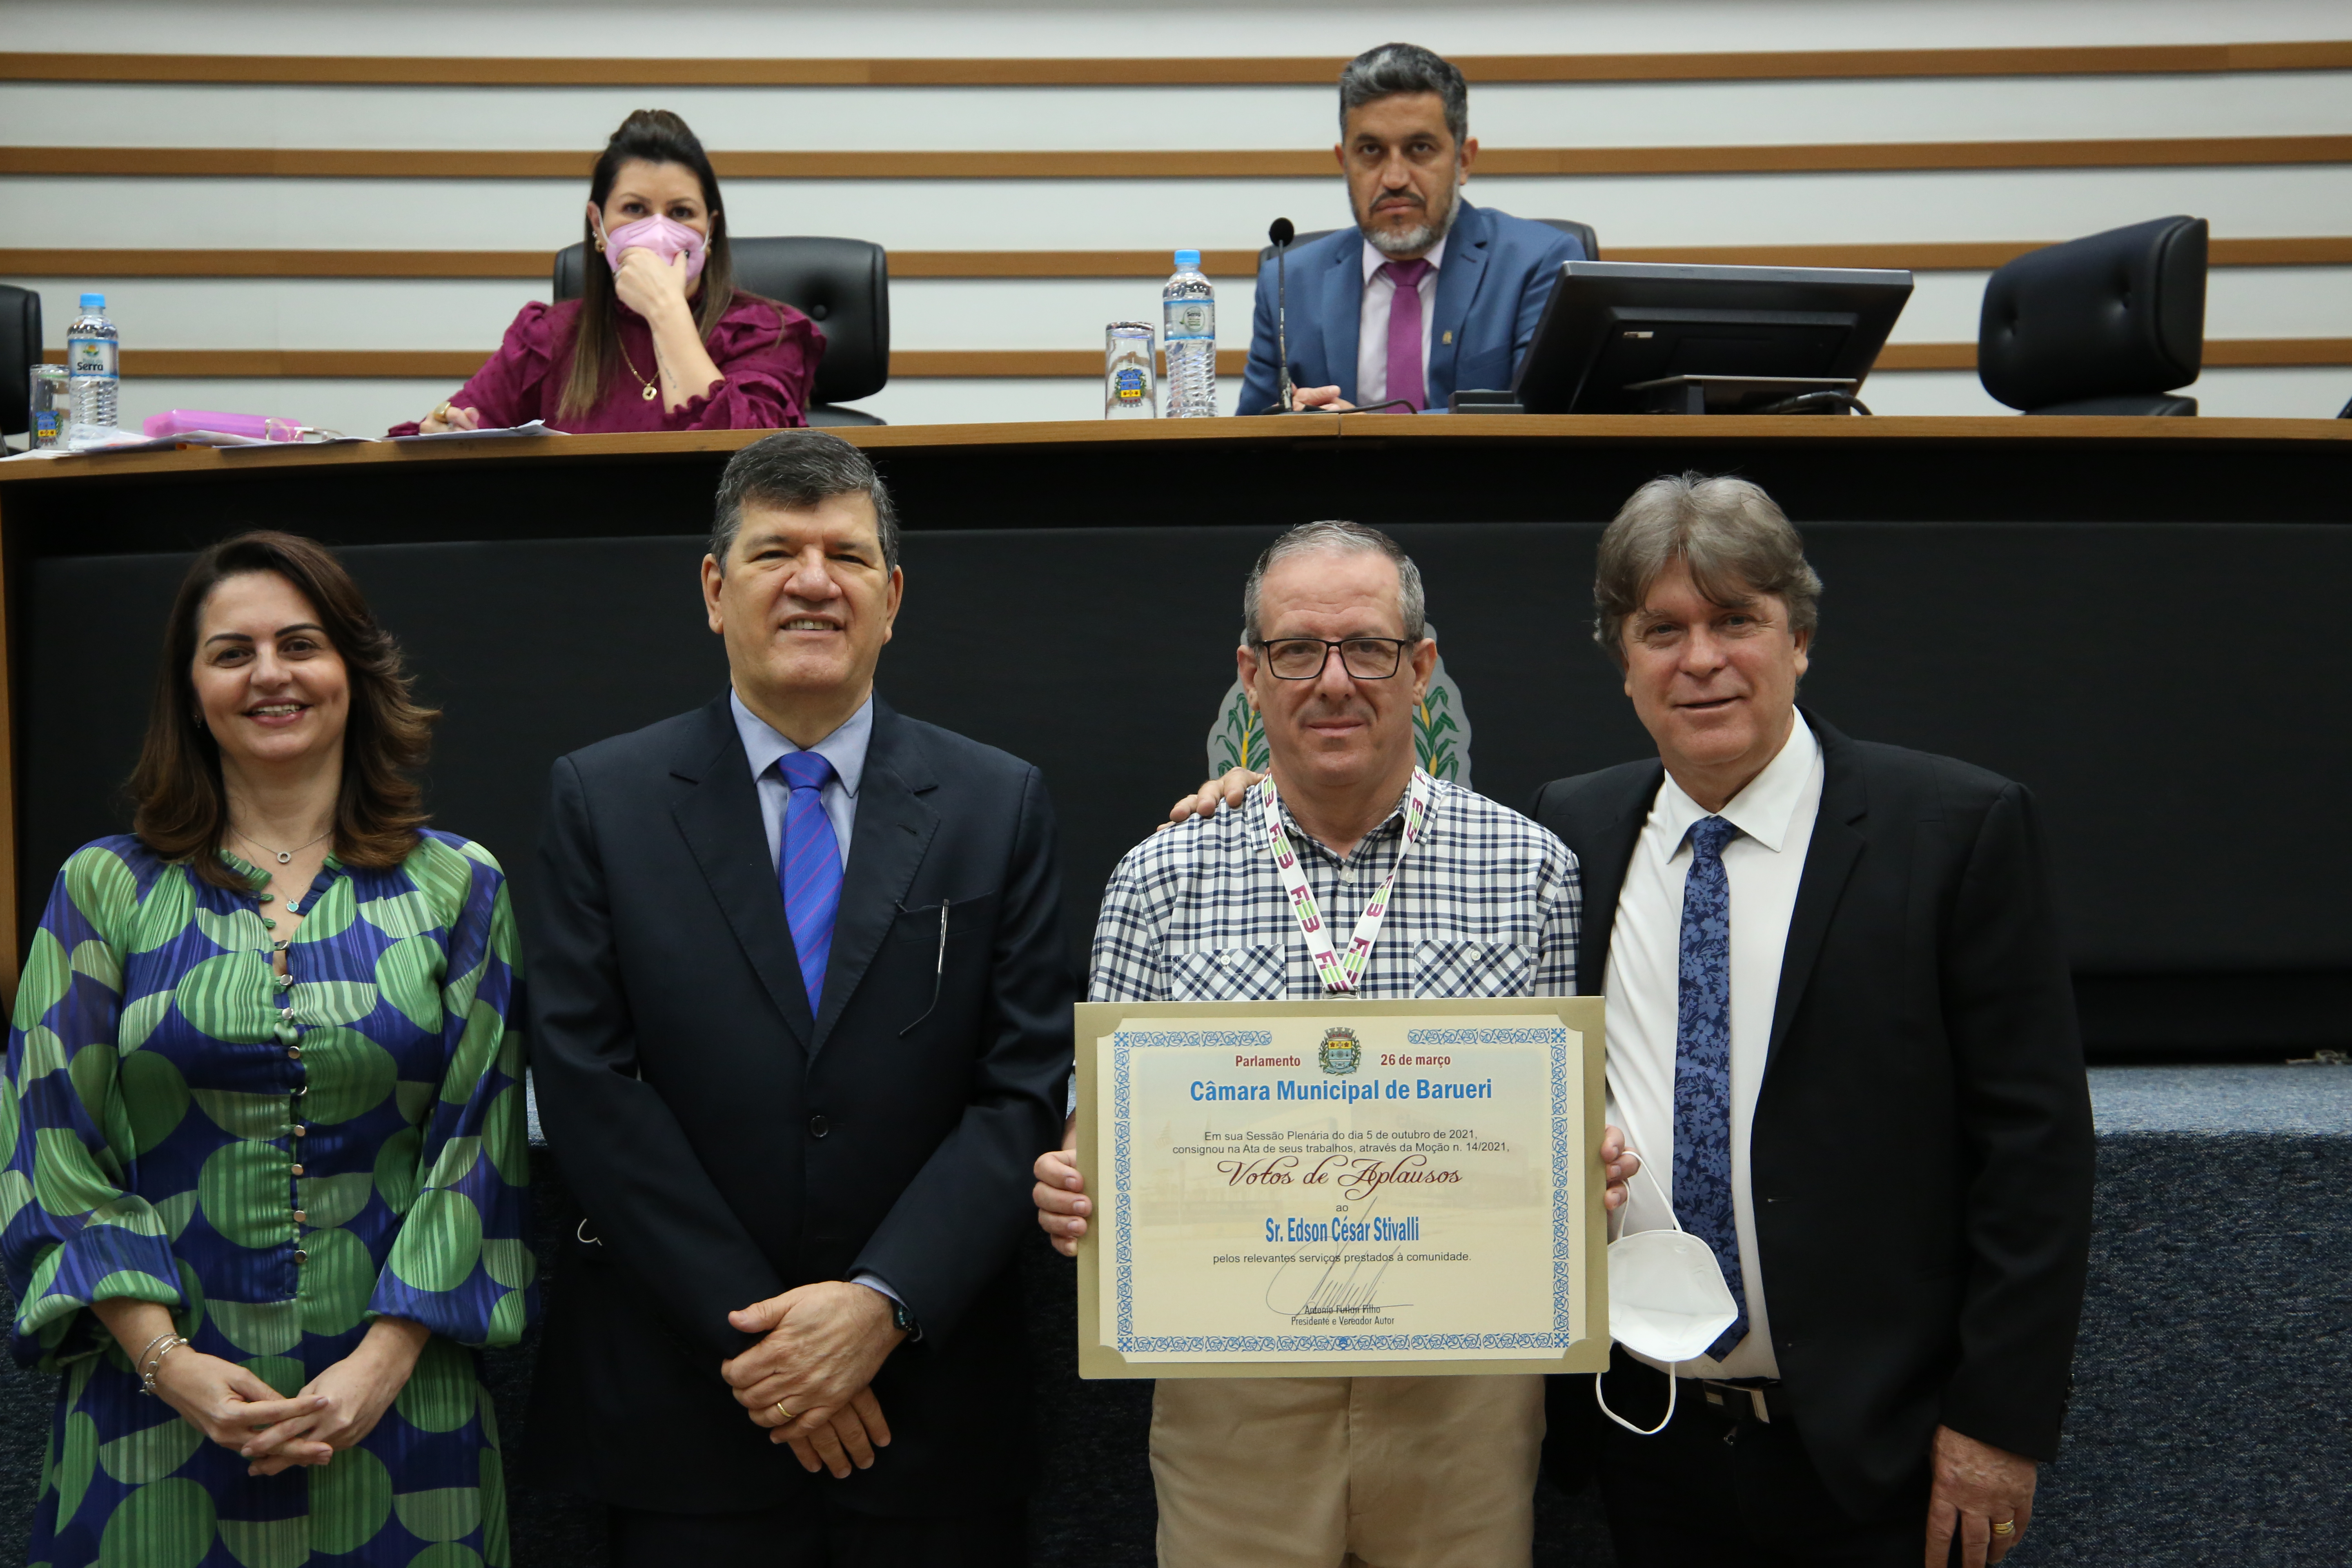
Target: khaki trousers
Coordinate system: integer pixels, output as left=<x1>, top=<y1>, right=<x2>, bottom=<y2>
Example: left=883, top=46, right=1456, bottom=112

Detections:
left=1149, top=1374, right=1544, bottom=1568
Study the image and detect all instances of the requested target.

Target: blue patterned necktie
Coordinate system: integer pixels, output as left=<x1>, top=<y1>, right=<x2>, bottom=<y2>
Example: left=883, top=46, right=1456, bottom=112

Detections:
left=777, top=751, right=844, bottom=1016
left=1675, top=813, right=1749, bottom=1361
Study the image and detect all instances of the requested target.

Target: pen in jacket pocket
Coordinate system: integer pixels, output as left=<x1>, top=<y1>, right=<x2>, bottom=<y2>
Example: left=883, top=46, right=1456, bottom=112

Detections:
left=898, top=897, right=948, bottom=1036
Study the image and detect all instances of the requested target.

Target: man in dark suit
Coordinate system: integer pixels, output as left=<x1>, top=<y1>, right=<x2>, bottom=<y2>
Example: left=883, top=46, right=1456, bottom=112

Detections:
left=525, top=430, right=1073, bottom=1565
left=1531, top=474, right=2094, bottom=1567
left=1233, top=42, right=1585, bottom=416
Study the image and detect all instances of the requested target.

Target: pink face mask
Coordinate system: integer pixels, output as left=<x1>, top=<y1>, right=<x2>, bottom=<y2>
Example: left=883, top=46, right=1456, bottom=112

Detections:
left=597, top=213, right=708, bottom=282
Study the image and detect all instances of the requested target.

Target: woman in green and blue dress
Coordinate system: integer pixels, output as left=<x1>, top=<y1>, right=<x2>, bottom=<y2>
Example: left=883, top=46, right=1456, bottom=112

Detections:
left=2, top=530, right=534, bottom=1566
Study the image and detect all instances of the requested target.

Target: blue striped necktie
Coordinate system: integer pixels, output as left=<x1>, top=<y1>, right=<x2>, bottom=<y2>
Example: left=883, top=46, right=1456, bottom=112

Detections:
left=1675, top=813, right=1750, bottom=1361
left=777, top=751, right=844, bottom=1016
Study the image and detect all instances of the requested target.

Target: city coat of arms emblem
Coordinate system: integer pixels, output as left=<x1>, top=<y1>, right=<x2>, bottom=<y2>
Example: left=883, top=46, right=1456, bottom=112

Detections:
left=1319, top=1027, right=1362, bottom=1076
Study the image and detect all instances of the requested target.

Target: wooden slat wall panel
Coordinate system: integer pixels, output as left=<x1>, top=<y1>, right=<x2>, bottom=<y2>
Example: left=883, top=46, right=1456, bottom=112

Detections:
left=3, top=41, right=2349, bottom=87
left=5, top=137, right=2350, bottom=181
left=40, top=342, right=2352, bottom=379
left=2, top=37, right=2340, bottom=424
left=5, top=238, right=2348, bottom=281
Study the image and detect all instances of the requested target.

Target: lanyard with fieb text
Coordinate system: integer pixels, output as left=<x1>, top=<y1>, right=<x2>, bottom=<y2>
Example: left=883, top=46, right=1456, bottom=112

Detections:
left=1256, top=769, right=1437, bottom=994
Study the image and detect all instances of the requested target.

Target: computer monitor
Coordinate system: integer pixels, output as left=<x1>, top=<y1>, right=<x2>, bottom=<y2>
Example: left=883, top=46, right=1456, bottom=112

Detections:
left=1509, top=261, right=1914, bottom=414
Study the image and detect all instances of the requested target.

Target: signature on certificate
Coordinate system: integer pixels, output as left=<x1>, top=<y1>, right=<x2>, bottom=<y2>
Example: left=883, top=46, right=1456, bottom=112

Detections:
left=1262, top=1181, right=1412, bottom=1323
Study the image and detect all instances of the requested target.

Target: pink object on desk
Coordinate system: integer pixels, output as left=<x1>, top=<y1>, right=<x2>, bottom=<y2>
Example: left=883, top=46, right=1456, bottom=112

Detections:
left=142, top=410, right=308, bottom=441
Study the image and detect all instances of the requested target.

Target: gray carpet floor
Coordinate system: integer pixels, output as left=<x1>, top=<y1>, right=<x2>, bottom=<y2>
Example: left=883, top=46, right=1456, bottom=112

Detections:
left=0, top=1066, right=2342, bottom=1563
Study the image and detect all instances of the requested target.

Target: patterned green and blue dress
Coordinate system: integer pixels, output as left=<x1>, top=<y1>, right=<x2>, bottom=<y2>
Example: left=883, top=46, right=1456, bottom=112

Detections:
left=2, top=831, right=535, bottom=1567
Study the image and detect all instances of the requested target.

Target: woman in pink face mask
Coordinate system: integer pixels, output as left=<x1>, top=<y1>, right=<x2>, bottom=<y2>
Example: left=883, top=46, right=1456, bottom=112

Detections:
left=396, top=109, right=822, bottom=434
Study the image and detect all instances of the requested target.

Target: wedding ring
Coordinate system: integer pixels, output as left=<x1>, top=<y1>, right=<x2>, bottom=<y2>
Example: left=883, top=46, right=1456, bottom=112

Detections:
left=1991, top=1520, right=2017, bottom=1537
left=773, top=1402, right=795, bottom=1424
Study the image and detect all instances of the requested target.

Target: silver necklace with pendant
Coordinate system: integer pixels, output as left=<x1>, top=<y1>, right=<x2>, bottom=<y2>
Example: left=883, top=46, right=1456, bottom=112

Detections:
left=234, top=825, right=333, bottom=866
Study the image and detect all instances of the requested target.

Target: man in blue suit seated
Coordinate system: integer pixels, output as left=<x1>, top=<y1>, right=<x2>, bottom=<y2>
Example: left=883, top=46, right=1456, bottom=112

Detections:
left=1234, top=42, right=1586, bottom=416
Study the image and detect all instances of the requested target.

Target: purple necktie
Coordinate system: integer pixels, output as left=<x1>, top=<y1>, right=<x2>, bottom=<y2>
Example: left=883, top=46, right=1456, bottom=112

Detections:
left=1380, top=258, right=1432, bottom=412
left=777, top=751, right=843, bottom=1016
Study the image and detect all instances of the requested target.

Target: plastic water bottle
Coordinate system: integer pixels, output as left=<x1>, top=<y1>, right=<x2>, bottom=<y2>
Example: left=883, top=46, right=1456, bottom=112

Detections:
left=67, top=293, right=121, bottom=448
left=1163, top=250, right=1216, bottom=417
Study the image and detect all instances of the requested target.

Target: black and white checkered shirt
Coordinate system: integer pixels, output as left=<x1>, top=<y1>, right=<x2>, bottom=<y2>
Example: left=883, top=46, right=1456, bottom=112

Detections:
left=1089, top=775, right=1582, bottom=1004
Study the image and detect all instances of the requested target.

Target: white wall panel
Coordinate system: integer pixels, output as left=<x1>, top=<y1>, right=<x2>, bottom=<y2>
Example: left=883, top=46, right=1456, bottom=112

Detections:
left=0, top=85, right=1345, bottom=154
left=106, top=375, right=1064, bottom=433
left=112, top=377, right=457, bottom=437
left=2188, top=268, right=2352, bottom=339
left=1845, top=371, right=2008, bottom=416
left=5, top=1, right=2340, bottom=423
left=4, top=165, right=2347, bottom=254
left=2186, top=367, right=2352, bottom=416
left=13, top=270, right=2346, bottom=359
left=1889, top=268, right=2352, bottom=343
left=882, top=277, right=1263, bottom=353
left=4, top=0, right=2344, bottom=58
left=94, top=366, right=2352, bottom=440
left=859, top=378, right=1102, bottom=426
left=1893, top=274, right=1993, bottom=342
left=1864, top=365, right=2352, bottom=418
left=5, top=72, right=2346, bottom=152
left=0, top=274, right=1273, bottom=354
left=1480, top=168, right=2352, bottom=250
left=1, top=278, right=546, bottom=350
left=1877, top=270, right=2352, bottom=343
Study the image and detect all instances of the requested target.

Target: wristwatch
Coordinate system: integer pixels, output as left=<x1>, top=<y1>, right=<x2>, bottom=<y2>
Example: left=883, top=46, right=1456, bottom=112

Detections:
left=889, top=1297, right=921, bottom=1341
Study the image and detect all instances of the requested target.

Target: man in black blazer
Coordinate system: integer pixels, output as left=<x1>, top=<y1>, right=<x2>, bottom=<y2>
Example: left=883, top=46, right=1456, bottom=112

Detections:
left=525, top=431, right=1073, bottom=1565
left=1531, top=474, right=2094, bottom=1568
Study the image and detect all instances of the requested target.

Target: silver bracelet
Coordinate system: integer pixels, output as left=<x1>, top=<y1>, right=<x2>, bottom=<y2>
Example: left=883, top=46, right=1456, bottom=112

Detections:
left=136, top=1335, right=190, bottom=1397
left=133, top=1330, right=178, bottom=1371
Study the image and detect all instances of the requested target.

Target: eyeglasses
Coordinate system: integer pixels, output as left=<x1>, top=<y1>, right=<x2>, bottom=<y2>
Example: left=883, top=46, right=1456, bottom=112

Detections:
left=1255, top=637, right=1413, bottom=681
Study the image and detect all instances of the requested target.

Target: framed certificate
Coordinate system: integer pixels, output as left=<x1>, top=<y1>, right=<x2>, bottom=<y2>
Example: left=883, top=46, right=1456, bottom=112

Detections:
left=1074, top=996, right=1608, bottom=1379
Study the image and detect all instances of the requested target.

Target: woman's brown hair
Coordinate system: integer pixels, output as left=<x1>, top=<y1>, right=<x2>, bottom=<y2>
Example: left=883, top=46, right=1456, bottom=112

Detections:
left=131, top=531, right=439, bottom=888
left=557, top=109, right=741, bottom=423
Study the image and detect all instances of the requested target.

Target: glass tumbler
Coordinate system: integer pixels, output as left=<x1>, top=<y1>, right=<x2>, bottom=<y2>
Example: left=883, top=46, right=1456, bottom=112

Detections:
left=1105, top=323, right=1156, bottom=419
left=29, top=363, right=70, bottom=449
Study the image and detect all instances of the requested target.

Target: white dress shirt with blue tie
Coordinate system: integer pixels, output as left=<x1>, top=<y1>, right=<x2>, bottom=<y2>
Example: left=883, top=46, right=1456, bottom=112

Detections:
left=1603, top=712, right=1824, bottom=1381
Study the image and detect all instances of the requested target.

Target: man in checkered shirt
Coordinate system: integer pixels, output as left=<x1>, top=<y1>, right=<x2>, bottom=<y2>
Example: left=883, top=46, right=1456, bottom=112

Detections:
left=1034, top=520, right=1635, bottom=1568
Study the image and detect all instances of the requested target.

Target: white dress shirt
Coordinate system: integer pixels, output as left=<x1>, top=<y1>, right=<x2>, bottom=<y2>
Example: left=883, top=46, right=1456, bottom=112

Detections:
left=1355, top=235, right=1446, bottom=407
left=1603, top=713, right=1824, bottom=1379
left=730, top=688, right=872, bottom=869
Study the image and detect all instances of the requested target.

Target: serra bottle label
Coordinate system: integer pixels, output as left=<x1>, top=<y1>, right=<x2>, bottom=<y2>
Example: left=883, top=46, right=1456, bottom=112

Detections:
left=69, top=335, right=118, bottom=378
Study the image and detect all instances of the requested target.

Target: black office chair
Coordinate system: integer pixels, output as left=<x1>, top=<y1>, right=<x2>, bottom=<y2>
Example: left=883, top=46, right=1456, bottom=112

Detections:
left=2, top=283, right=41, bottom=445
left=1255, top=218, right=1599, bottom=263
left=1538, top=218, right=1601, bottom=262
left=553, top=237, right=889, bottom=426
left=1978, top=216, right=2207, bottom=416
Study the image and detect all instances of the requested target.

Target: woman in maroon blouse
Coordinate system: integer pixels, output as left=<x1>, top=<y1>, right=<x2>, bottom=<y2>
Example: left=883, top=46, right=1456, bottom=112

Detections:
left=394, top=110, right=822, bottom=435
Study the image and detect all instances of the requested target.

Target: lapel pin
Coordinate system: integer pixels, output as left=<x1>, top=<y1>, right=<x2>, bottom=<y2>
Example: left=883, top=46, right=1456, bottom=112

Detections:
left=1442, top=330, right=1454, bottom=345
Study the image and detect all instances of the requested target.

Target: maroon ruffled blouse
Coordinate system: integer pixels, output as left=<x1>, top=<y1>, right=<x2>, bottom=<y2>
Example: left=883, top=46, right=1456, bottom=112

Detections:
left=388, top=293, right=824, bottom=435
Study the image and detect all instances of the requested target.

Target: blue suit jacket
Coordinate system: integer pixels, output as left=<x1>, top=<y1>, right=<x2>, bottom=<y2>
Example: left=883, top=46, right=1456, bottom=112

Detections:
left=1234, top=200, right=1584, bottom=414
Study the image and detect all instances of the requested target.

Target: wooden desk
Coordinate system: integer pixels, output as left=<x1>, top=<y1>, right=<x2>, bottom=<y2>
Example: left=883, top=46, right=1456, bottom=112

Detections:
left=6, top=414, right=2349, bottom=1052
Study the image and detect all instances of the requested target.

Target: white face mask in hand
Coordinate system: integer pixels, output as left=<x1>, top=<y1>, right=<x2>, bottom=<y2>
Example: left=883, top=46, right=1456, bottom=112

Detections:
left=1595, top=1158, right=1739, bottom=1436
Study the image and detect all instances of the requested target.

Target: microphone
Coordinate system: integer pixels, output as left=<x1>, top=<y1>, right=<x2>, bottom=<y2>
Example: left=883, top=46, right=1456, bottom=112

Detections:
left=1269, top=218, right=1296, bottom=412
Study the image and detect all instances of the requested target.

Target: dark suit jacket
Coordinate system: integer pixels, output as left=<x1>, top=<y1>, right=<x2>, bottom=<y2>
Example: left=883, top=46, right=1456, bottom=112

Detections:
left=1234, top=200, right=1584, bottom=414
left=522, top=695, right=1074, bottom=1515
left=1531, top=712, right=2095, bottom=1519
